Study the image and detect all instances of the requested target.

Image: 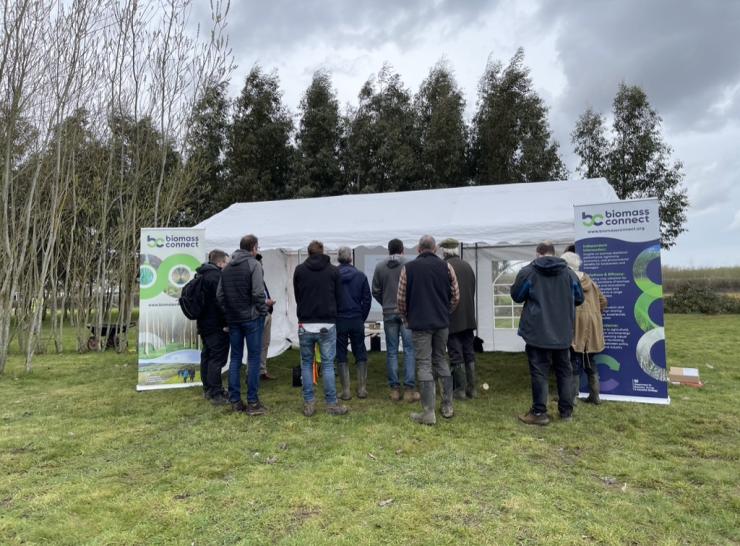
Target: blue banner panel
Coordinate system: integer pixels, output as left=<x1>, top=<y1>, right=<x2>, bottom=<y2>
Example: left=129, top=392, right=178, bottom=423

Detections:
left=574, top=199, right=669, bottom=404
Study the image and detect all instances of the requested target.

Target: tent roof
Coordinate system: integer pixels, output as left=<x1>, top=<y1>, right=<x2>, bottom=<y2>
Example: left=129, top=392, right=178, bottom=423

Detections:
left=196, top=178, right=618, bottom=251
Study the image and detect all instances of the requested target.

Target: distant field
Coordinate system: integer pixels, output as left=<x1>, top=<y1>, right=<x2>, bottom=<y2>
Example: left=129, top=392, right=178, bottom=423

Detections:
left=662, top=266, right=740, bottom=294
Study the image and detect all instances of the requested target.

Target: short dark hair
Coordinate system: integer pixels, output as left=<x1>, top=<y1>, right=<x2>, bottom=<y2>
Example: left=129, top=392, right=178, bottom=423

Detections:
left=565, top=243, right=576, bottom=253
left=240, top=234, right=258, bottom=252
left=536, top=241, right=555, bottom=256
left=418, top=235, right=436, bottom=252
left=307, top=240, right=324, bottom=256
left=388, top=238, right=403, bottom=255
left=208, top=249, right=228, bottom=263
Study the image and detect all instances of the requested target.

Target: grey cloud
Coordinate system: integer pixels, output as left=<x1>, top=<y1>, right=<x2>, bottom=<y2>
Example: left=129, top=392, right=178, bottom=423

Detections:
left=541, top=1, right=740, bottom=132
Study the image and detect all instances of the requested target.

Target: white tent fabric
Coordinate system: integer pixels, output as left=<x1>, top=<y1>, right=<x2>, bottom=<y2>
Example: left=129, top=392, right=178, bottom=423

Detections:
left=196, top=179, right=618, bottom=355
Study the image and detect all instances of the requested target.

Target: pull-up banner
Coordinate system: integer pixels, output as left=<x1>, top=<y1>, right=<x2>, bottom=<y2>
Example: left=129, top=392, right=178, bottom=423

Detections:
left=137, top=228, right=205, bottom=391
left=574, top=198, right=669, bottom=404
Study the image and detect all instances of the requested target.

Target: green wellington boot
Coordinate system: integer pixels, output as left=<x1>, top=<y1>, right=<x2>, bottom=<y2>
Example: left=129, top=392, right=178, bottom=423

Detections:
left=451, top=363, right=467, bottom=400
left=464, top=360, right=477, bottom=399
left=356, top=361, right=368, bottom=399
left=338, top=362, right=352, bottom=401
left=440, top=376, right=454, bottom=419
left=571, top=374, right=581, bottom=406
left=410, top=380, right=436, bottom=425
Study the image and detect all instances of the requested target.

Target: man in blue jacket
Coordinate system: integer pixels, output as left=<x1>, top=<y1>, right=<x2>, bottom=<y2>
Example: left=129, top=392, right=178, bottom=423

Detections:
left=336, top=246, right=372, bottom=399
left=510, top=241, right=584, bottom=425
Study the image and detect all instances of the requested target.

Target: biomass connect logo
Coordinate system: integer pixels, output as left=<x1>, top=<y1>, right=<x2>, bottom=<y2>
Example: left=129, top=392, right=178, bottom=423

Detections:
left=582, top=211, right=604, bottom=227
left=147, top=235, right=165, bottom=248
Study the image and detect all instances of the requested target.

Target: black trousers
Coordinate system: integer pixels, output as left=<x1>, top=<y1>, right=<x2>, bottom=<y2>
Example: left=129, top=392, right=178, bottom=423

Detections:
left=525, top=344, right=573, bottom=417
left=200, top=331, right=229, bottom=395
left=447, top=329, right=475, bottom=365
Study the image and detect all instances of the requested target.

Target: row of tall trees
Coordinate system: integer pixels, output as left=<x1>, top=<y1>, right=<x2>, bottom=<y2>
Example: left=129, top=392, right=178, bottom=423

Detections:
left=0, top=0, right=233, bottom=373
left=181, top=49, right=686, bottom=248
left=180, top=49, right=570, bottom=222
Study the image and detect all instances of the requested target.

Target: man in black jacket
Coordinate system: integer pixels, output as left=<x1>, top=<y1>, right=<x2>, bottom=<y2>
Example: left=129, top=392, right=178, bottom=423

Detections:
left=293, top=241, right=349, bottom=417
left=217, top=234, right=268, bottom=416
left=510, top=241, right=585, bottom=425
left=440, top=238, right=478, bottom=400
left=397, top=235, right=460, bottom=425
left=197, top=249, right=229, bottom=405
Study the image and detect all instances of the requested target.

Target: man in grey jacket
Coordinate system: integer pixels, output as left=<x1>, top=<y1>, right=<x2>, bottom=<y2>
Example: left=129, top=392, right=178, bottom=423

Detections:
left=372, top=238, right=418, bottom=403
left=510, top=241, right=584, bottom=425
left=217, top=234, right=268, bottom=416
left=440, top=238, right=477, bottom=400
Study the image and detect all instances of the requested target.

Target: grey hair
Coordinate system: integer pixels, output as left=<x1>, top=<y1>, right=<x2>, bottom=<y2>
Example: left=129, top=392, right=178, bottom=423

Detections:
left=561, top=251, right=582, bottom=271
left=418, top=235, right=436, bottom=252
left=337, top=246, right=352, bottom=264
left=441, top=246, right=459, bottom=258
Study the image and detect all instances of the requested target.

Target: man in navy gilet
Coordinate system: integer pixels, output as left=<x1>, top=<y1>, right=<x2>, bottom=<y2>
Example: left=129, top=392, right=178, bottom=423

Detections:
left=397, top=235, right=460, bottom=425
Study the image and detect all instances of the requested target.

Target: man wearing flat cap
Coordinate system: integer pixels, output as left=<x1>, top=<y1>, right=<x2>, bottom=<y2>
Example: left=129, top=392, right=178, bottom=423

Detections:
left=439, top=238, right=478, bottom=400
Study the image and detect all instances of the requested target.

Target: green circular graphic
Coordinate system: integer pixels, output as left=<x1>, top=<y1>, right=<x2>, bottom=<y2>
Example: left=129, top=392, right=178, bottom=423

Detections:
left=139, top=264, right=156, bottom=289
left=140, top=253, right=201, bottom=300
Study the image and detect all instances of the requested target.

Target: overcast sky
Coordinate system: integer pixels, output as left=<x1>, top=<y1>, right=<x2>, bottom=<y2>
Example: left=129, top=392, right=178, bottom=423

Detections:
left=193, top=0, right=740, bottom=267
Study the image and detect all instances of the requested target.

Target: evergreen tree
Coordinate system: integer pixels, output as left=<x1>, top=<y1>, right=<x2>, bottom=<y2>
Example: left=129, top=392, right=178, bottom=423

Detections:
left=344, top=64, right=419, bottom=193
left=294, top=70, right=343, bottom=197
left=470, top=48, right=566, bottom=184
left=224, top=66, right=294, bottom=203
left=180, top=82, right=228, bottom=224
left=571, top=83, right=688, bottom=248
left=414, top=61, right=468, bottom=188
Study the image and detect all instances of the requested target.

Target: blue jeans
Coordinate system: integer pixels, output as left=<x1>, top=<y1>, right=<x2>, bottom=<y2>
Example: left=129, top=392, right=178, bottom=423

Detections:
left=298, top=325, right=338, bottom=404
left=227, top=317, right=264, bottom=404
left=384, top=315, right=415, bottom=388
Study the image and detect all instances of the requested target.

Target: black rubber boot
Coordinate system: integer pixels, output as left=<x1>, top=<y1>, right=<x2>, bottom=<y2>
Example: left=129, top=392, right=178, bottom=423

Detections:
left=571, top=374, right=580, bottom=406
left=586, top=372, right=601, bottom=405
left=440, top=376, right=454, bottom=419
left=356, top=361, right=368, bottom=399
left=464, top=360, right=477, bottom=399
left=410, top=380, right=436, bottom=425
left=338, top=362, right=352, bottom=401
left=451, top=363, right=467, bottom=400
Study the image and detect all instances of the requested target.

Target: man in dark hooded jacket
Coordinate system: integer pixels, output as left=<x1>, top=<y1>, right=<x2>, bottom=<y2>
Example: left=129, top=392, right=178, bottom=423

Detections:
left=293, top=240, right=349, bottom=417
left=511, top=241, right=584, bottom=425
left=197, top=249, right=230, bottom=405
left=335, top=246, right=371, bottom=400
left=217, top=234, right=268, bottom=416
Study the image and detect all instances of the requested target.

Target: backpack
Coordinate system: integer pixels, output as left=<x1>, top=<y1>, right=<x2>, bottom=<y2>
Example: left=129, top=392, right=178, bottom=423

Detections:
left=179, top=274, right=205, bottom=320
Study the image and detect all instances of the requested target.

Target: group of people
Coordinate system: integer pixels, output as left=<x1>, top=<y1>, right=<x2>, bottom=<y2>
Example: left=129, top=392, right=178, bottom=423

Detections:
left=193, top=233, right=606, bottom=426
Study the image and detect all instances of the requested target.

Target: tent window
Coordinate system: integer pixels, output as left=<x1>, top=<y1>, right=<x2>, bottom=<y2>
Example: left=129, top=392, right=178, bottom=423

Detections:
left=492, top=261, right=526, bottom=329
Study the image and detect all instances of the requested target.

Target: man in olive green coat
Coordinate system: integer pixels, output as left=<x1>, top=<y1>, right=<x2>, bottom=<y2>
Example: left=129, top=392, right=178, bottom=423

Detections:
left=440, top=238, right=477, bottom=400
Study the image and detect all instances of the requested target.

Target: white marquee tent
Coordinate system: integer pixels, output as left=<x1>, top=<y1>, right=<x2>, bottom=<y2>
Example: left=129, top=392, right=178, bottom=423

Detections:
left=196, top=178, right=618, bottom=355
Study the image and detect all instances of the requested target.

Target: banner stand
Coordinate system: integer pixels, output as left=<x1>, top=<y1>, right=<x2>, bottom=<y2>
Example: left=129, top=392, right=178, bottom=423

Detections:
left=137, top=228, right=206, bottom=391
left=575, top=198, right=669, bottom=404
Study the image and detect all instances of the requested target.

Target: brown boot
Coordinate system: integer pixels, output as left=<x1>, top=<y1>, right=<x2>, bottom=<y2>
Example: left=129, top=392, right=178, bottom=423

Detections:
left=518, top=411, right=550, bottom=426
left=389, top=388, right=401, bottom=402
left=403, top=389, right=420, bottom=403
left=326, top=403, right=349, bottom=415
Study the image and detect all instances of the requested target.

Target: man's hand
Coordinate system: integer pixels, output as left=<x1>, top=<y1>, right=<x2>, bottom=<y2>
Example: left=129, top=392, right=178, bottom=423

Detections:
left=266, top=298, right=276, bottom=306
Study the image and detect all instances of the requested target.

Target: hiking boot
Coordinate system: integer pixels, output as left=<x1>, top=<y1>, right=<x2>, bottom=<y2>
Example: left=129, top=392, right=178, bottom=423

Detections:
left=245, top=400, right=267, bottom=416
left=260, top=372, right=277, bottom=381
left=209, top=392, right=228, bottom=406
left=231, top=399, right=247, bottom=413
left=338, top=362, right=352, bottom=401
left=440, top=376, right=454, bottom=419
left=356, top=361, right=368, bottom=399
left=303, top=401, right=316, bottom=417
left=403, top=389, right=420, bottom=403
left=410, top=380, right=436, bottom=425
left=560, top=413, right=573, bottom=422
left=585, top=373, right=601, bottom=405
left=464, top=361, right=477, bottom=399
left=518, top=411, right=550, bottom=426
left=326, top=404, right=349, bottom=416
left=389, top=388, right=401, bottom=402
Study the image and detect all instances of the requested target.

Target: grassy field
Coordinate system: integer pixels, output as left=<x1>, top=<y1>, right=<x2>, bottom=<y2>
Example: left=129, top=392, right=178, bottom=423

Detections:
left=1, top=315, right=739, bottom=545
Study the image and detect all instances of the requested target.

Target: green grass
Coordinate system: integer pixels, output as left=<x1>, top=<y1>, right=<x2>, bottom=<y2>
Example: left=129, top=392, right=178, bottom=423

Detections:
left=1, top=315, right=739, bottom=545
left=663, top=265, right=740, bottom=293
